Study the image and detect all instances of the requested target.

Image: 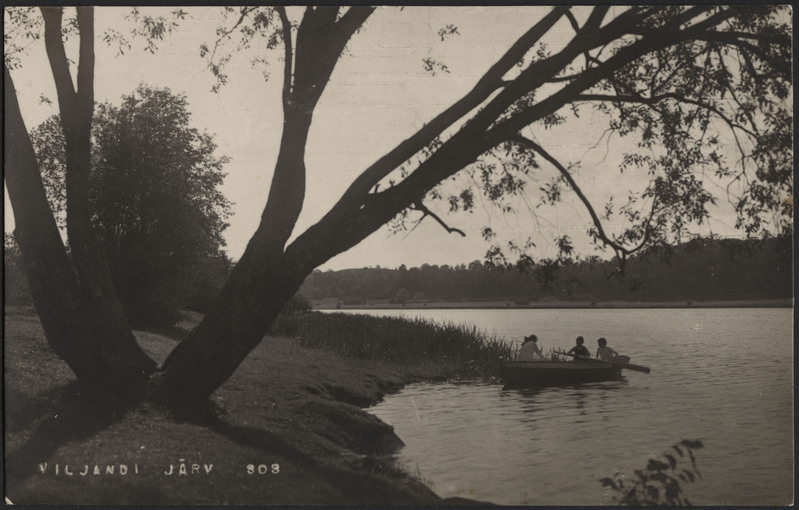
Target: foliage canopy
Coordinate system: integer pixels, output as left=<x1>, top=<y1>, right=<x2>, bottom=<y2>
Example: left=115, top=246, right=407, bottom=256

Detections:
left=29, top=85, right=231, bottom=326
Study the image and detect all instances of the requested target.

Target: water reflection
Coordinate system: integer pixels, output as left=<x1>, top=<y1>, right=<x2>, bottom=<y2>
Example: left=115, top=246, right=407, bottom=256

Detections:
left=500, top=386, right=545, bottom=399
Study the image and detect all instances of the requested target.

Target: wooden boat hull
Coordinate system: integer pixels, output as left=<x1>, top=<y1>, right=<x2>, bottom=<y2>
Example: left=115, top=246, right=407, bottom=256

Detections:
left=501, top=357, right=629, bottom=386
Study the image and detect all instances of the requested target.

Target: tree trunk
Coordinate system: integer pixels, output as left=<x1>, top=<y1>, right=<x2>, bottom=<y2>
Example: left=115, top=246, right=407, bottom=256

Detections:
left=160, top=248, right=307, bottom=409
left=161, top=104, right=315, bottom=408
left=160, top=7, right=377, bottom=408
left=5, top=68, right=156, bottom=400
left=4, top=10, right=156, bottom=403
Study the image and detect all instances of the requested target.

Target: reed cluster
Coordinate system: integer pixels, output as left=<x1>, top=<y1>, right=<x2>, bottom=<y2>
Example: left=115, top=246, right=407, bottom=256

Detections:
left=271, top=311, right=515, bottom=380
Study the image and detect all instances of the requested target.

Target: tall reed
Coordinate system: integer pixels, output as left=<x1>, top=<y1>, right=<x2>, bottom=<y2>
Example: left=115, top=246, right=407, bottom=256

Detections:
left=271, top=311, right=515, bottom=380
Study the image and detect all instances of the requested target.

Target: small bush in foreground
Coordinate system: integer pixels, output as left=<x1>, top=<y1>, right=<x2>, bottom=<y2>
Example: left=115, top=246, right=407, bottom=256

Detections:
left=601, top=439, right=704, bottom=506
left=271, top=311, right=514, bottom=380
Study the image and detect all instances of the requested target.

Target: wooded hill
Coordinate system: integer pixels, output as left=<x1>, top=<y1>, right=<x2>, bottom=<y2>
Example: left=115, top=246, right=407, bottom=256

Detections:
left=300, top=237, right=793, bottom=306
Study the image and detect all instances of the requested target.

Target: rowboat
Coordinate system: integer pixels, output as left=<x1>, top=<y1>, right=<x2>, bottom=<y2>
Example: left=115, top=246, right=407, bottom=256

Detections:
left=501, top=354, right=650, bottom=386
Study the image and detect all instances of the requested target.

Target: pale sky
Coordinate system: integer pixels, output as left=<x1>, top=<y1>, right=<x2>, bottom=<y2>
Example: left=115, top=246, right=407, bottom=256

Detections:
left=5, top=6, right=760, bottom=270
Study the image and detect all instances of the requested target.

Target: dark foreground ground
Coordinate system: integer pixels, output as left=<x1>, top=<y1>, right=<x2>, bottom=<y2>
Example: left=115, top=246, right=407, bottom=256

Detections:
left=4, top=306, right=480, bottom=505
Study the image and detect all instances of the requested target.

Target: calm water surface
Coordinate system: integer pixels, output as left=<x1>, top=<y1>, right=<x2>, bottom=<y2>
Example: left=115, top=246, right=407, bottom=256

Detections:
left=340, top=308, right=793, bottom=505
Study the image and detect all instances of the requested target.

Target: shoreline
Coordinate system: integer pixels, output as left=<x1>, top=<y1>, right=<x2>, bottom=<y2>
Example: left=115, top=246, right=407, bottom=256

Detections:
left=313, top=298, right=792, bottom=310
left=4, top=307, right=480, bottom=506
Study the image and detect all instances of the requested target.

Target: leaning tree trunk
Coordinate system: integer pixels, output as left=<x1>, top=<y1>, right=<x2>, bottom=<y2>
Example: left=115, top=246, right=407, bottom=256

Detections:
left=160, top=245, right=308, bottom=409
left=160, top=101, right=314, bottom=408
left=3, top=8, right=156, bottom=402
left=160, top=6, right=377, bottom=409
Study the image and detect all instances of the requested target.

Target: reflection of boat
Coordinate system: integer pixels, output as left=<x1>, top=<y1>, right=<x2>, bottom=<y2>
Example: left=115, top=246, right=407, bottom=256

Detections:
left=501, top=355, right=649, bottom=386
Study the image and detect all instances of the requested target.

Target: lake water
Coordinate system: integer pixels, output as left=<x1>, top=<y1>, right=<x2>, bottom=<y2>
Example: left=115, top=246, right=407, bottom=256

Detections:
left=337, top=308, right=793, bottom=505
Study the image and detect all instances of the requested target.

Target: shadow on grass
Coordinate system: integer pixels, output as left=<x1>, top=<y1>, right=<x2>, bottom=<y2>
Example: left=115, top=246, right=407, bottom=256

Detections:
left=207, top=416, right=437, bottom=505
left=5, top=382, right=123, bottom=487
left=208, top=417, right=316, bottom=468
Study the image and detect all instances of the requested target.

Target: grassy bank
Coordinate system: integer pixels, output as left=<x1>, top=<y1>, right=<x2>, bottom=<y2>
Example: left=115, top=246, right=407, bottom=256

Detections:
left=4, top=306, right=490, bottom=505
left=271, top=311, right=515, bottom=381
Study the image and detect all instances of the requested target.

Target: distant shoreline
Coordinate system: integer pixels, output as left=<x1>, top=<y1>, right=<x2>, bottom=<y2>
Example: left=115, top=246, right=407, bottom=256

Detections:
left=313, top=298, right=792, bottom=310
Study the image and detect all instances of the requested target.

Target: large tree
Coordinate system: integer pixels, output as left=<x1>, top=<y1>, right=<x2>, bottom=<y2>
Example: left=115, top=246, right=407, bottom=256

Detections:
left=4, top=6, right=791, bottom=410
left=30, top=85, right=231, bottom=327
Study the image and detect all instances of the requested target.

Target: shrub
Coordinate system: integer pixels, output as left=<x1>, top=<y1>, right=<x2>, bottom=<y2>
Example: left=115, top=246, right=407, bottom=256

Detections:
left=600, top=439, right=704, bottom=506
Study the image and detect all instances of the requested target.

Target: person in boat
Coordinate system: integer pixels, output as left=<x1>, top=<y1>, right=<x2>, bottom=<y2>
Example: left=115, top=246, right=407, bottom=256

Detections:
left=517, top=334, right=544, bottom=361
left=596, top=337, right=619, bottom=361
left=567, top=336, right=591, bottom=359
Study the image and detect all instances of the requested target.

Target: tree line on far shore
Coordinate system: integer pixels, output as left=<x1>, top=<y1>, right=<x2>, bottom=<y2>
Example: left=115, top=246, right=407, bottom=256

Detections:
left=298, top=236, right=793, bottom=306
left=6, top=232, right=790, bottom=323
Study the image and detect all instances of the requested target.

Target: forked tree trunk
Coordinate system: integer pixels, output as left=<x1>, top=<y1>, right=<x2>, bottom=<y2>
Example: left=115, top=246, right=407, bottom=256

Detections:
left=4, top=10, right=156, bottom=402
left=5, top=68, right=157, bottom=399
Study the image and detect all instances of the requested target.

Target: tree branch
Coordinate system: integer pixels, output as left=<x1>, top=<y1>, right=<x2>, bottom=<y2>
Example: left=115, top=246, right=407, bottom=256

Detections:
left=314, top=6, right=340, bottom=27
left=254, top=7, right=375, bottom=252
left=574, top=92, right=759, bottom=138
left=42, top=6, right=95, bottom=237
left=331, top=6, right=375, bottom=49
left=514, top=135, right=664, bottom=277
left=286, top=5, right=776, bottom=277
left=695, top=31, right=790, bottom=78
left=512, top=135, right=631, bottom=258
left=75, top=7, right=94, bottom=116
left=331, top=6, right=571, bottom=208
left=41, top=7, right=76, bottom=114
left=410, top=201, right=466, bottom=237
left=206, top=6, right=259, bottom=71
left=582, top=6, right=611, bottom=35
left=275, top=6, right=293, bottom=105
left=564, top=9, right=580, bottom=34
left=396, top=6, right=725, bottom=216
left=566, top=6, right=610, bottom=72
left=291, top=7, right=677, bottom=271
left=482, top=8, right=733, bottom=149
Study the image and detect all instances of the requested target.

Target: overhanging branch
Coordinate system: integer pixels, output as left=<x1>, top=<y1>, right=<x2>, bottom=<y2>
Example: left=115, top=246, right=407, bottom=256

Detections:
left=286, top=5, right=773, bottom=277
left=513, top=135, right=655, bottom=262
left=410, top=201, right=466, bottom=237
left=330, top=6, right=571, bottom=209
left=574, top=92, right=759, bottom=139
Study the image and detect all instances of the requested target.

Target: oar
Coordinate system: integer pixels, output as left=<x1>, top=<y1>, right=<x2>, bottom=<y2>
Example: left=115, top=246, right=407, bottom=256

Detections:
left=610, top=359, right=651, bottom=374
left=554, top=351, right=651, bottom=374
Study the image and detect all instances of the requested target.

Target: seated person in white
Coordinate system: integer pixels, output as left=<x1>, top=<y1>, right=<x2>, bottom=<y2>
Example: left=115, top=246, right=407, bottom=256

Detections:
left=596, top=337, right=618, bottom=361
left=517, top=334, right=544, bottom=360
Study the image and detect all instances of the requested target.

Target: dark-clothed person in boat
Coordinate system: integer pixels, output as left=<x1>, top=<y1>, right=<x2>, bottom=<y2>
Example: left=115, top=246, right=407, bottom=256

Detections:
left=567, top=336, right=591, bottom=359
left=517, top=334, right=544, bottom=361
left=596, top=337, right=618, bottom=361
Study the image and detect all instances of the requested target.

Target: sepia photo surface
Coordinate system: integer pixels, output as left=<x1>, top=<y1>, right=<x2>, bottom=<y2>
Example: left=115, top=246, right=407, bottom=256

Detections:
left=4, top=5, right=794, bottom=506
